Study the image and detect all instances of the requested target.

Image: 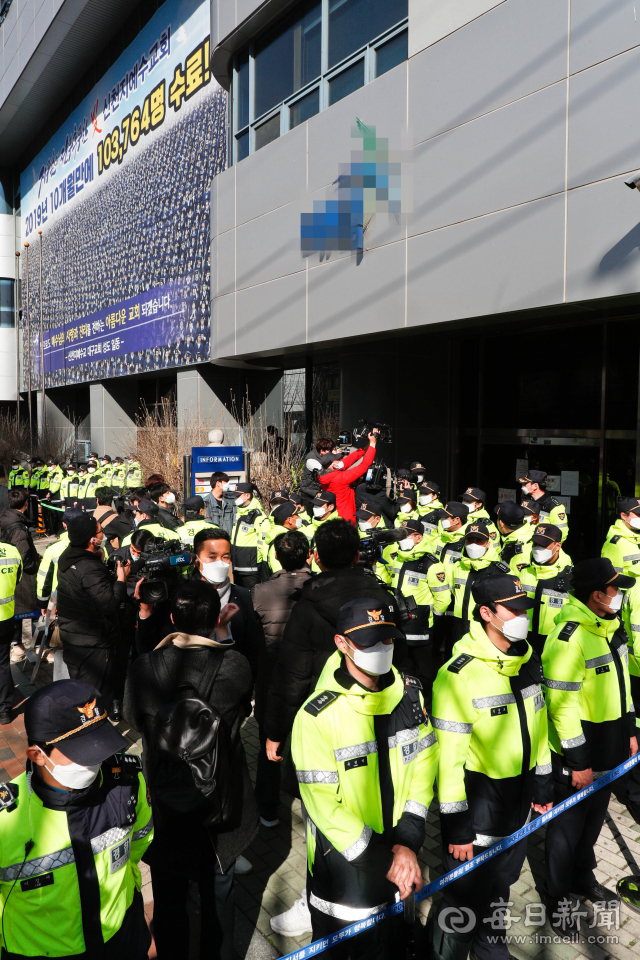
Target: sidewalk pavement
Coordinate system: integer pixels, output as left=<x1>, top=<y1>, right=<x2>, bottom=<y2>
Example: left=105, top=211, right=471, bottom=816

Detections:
left=4, top=653, right=640, bottom=959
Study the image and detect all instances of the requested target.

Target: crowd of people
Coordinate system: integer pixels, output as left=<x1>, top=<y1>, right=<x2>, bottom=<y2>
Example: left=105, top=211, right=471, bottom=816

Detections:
left=22, top=86, right=226, bottom=390
left=1, top=434, right=640, bottom=960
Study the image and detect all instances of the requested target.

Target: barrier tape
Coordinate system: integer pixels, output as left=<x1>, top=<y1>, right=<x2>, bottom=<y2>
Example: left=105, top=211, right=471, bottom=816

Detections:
left=277, top=751, right=640, bottom=960
left=14, top=610, right=41, bottom=620
left=40, top=502, right=65, bottom=512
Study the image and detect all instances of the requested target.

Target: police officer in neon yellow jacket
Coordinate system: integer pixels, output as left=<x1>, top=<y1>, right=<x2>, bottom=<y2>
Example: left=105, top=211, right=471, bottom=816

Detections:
left=292, top=598, right=438, bottom=957
left=495, top=500, right=533, bottom=573
left=431, top=573, right=552, bottom=960
left=601, top=496, right=640, bottom=579
left=446, top=522, right=510, bottom=648
left=459, top=487, right=500, bottom=545
left=519, top=470, right=568, bottom=541
left=519, top=524, right=572, bottom=655
left=175, top=495, right=215, bottom=546
left=394, top=488, right=420, bottom=526
left=229, top=483, right=265, bottom=587
left=542, top=558, right=636, bottom=923
left=35, top=509, right=83, bottom=610
left=434, top=501, right=469, bottom=564
left=0, top=679, right=153, bottom=959
left=261, top=502, right=311, bottom=578
left=416, top=480, right=444, bottom=515
left=377, top=518, right=451, bottom=698
left=0, top=539, right=22, bottom=724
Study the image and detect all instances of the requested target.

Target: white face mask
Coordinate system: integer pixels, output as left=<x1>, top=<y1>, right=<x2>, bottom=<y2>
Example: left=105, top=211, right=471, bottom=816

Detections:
left=101, top=460, right=108, bottom=466
left=200, top=559, right=230, bottom=584
left=40, top=750, right=101, bottom=790
left=419, top=494, right=434, bottom=506
left=344, top=639, right=394, bottom=677
left=521, top=485, right=531, bottom=495
left=67, top=470, right=74, bottom=476
left=465, top=503, right=479, bottom=515
left=313, top=506, right=326, bottom=518
left=88, top=468, right=96, bottom=474
left=359, top=521, right=372, bottom=532
left=600, top=589, right=623, bottom=613
left=235, top=495, right=248, bottom=507
left=399, top=537, right=414, bottom=552
left=399, top=503, right=412, bottom=514
left=441, top=518, right=452, bottom=530
left=532, top=546, right=553, bottom=564
left=221, top=482, right=230, bottom=492
left=492, top=611, right=530, bottom=642
left=465, top=542, right=487, bottom=560
left=294, top=516, right=302, bottom=529
left=414, top=474, right=424, bottom=484
left=627, top=516, right=640, bottom=531
left=164, top=492, right=176, bottom=505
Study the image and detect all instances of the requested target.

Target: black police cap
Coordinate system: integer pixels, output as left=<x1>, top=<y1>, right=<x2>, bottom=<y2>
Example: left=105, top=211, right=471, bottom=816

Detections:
left=137, top=497, right=159, bottom=516
left=617, top=496, right=640, bottom=516
left=519, top=470, right=547, bottom=485
left=235, top=482, right=253, bottom=494
left=418, top=481, right=440, bottom=495
left=397, top=489, right=417, bottom=505
left=572, top=558, right=634, bottom=592
left=183, top=495, right=204, bottom=511
left=313, top=490, right=336, bottom=506
left=409, top=462, right=425, bottom=473
left=421, top=508, right=444, bottom=527
left=532, top=524, right=562, bottom=546
left=460, top=487, right=486, bottom=503
left=270, top=489, right=290, bottom=504
left=273, top=501, right=297, bottom=525
left=356, top=507, right=378, bottom=520
left=444, top=501, right=469, bottom=520
left=465, top=521, right=490, bottom=541
left=288, top=492, right=303, bottom=505
left=24, top=680, right=127, bottom=765
left=522, top=499, right=541, bottom=517
left=336, top=598, right=404, bottom=647
left=495, top=500, right=527, bottom=526
left=402, top=519, right=423, bottom=535
left=471, top=574, right=535, bottom=610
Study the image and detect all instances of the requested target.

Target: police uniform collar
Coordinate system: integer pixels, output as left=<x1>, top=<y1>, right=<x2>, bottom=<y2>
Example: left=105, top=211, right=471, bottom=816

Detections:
left=334, top=656, right=395, bottom=692
left=28, top=762, right=103, bottom=810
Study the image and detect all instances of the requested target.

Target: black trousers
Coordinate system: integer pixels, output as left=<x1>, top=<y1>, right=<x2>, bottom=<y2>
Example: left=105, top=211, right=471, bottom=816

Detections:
left=545, top=780, right=611, bottom=899
left=62, top=645, right=117, bottom=705
left=309, top=902, right=393, bottom=960
left=0, top=620, right=14, bottom=713
left=256, top=727, right=282, bottom=820
left=438, top=837, right=528, bottom=960
left=151, top=860, right=235, bottom=960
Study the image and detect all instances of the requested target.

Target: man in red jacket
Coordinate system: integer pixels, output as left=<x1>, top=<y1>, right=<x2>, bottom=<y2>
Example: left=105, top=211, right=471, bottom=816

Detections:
left=318, top=431, right=378, bottom=523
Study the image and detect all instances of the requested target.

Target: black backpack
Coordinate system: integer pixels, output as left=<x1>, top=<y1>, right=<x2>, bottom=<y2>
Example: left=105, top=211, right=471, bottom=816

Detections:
left=149, top=651, right=236, bottom=826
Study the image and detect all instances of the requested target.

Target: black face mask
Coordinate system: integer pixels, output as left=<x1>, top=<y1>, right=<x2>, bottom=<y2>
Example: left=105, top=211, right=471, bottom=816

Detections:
left=505, top=639, right=529, bottom=657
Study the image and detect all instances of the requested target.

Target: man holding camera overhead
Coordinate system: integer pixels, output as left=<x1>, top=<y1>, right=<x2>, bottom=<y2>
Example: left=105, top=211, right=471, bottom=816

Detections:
left=57, top=513, right=129, bottom=715
left=318, top=430, right=379, bottom=524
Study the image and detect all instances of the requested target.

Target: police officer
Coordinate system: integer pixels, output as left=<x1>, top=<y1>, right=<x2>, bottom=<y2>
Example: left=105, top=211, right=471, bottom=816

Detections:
left=230, top=483, right=265, bottom=588
left=495, top=500, right=532, bottom=572
left=394, top=489, right=419, bottom=525
left=7, top=459, right=27, bottom=491
left=76, top=463, right=89, bottom=510
left=37, top=460, right=52, bottom=535
left=409, top=461, right=427, bottom=486
left=434, top=502, right=469, bottom=564
left=28, top=458, right=42, bottom=524
left=99, top=454, right=114, bottom=486
left=111, top=457, right=126, bottom=496
left=417, top=481, right=443, bottom=515
left=431, top=573, right=552, bottom=960
left=522, top=499, right=542, bottom=527
left=378, top=518, right=451, bottom=700
left=356, top=504, right=383, bottom=537
left=120, top=499, right=174, bottom=546
left=261, top=502, right=308, bottom=578
left=0, top=537, right=22, bottom=725
left=84, top=460, right=101, bottom=512
left=519, top=524, right=572, bottom=654
left=125, top=456, right=142, bottom=491
left=46, top=459, right=64, bottom=535
left=519, top=470, right=568, bottom=541
left=291, top=598, right=438, bottom=960
left=36, top=509, right=82, bottom=619
left=311, top=490, right=338, bottom=530
left=61, top=462, right=79, bottom=510
left=256, top=489, right=290, bottom=553
left=175, top=495, right=213, bottom=545
left=602, top=496, right=640, bottom=579
left=0, top=679, right=154, bottom=958
left=543, top=558, right=636, bottom=926
left=459, top=487, right=499, bottom=543
left=446, top=521, right=507, bottom=647
left=420, top=508, right=443, bottom=552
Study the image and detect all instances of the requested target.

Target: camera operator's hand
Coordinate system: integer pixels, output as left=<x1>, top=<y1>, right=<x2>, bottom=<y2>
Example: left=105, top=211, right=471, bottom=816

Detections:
left=116, top=559, right=131, bottom=583
left=367, top=430, right=378, bottom=447
left=134, top=577, right=155, bottom=619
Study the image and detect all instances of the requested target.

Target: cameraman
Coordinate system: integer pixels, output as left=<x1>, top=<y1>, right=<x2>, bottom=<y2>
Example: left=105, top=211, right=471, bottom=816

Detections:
left=56, top=514, right=129, bottom=710
left=318, top=431, right=378, bottom=523
left=148, top=482, right=182, bottom=531
left=300, top=438, right=334, bottom=514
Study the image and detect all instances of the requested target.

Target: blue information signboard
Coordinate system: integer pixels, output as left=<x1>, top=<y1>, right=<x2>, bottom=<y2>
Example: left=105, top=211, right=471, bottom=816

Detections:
left=191, top=446, right=245, bottom=495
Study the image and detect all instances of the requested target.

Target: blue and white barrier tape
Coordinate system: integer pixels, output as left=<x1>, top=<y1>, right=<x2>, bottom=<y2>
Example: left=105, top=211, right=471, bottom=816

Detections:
left=277, top=751, right=640, bottom=960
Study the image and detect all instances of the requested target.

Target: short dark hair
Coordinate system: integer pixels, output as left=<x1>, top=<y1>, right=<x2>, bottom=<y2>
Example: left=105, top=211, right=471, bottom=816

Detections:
left=572, top=587, right=605, bottom=606
left=148, top=482, right=170, bottom=501
left=210, top=472, right=229, bottom=486
left=274, top=531, right=310, bottom=571
left=96, top=486, right=115, bottom=505
left=267, top=425, right=278, bottom=435
left=27, top=739, right=53, bottom=756
left=8, top=489, right=28, bottom=510
left=193, top=527, right=231, bottom=555
left=315, top=519, right=360, bottom=569
left=171, top=580, right=221, bottom=636
left=315, top=437, right=334, bottom=454
left=130, top=528, right=156, bottom=550
left=129, top=488, right=146, bottom=503
left=473, top=601, right=496, bottom=622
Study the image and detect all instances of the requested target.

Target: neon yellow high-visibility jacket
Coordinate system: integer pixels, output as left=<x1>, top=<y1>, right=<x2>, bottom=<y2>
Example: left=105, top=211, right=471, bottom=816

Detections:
left=292, top=650, right=438, bottom=918
left=125, top=460, right=143, bottom=490
left=8, top=468, right=29, bottom=490
left=121, top=520, right=175, bottom=547
left=0, top=755, right=153, bottom=958
left=433, top=527, right=466, bottom=565
left=0, top=542, right=22, bottom=621
left=394, top=507, right=421, bottom=527
left=37, top=467, right=50, bottom=492
left=417, top=498, right=444, bottom=516
left=530, top=493, right=568, bottom=541
left=446, top=543, right=508, bottom=642
left=460, top=507, right=499, bottom=545
left=602, top=519, right=640, bottom=579
left=623, top=580, right=640, bottom=728
left=175, top=517, right=214, bottom=546
left=36, top=532, right=69, bottom=604
left=111, top=464, right=127, bottom=490
left=501, top=524, right=535, bottom=574
left=378, top=541, right=451, bottom=646
left=519, top=549, right=573, bottom=653
left=60, top=473, right=79, bottom=505
left=47, top=465, right=64, bottom=498
left=230, top=498, right=265, bottom=577
left=432, top=622, right=551, bottom=846
left=542, top=597, right=633, bottom=777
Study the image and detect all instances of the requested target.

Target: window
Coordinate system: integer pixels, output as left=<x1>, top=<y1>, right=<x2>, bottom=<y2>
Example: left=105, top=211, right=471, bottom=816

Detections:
left=230, top=0, right=408, bottom=163
left=0, top=279, right=15, bottom=328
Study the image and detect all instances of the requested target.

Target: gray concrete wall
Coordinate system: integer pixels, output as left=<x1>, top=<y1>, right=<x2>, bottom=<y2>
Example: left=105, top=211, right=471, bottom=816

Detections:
left=211, top=0, right=640, bottom=362
left=89, top=381, right=137, bottom=457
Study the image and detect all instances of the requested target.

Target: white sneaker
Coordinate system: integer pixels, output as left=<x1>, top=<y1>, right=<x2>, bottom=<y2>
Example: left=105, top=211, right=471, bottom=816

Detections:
left=270, top=890, right=312, bottom=937
left=10, top=644, right=26, bottom=664
left=260, top=815, right=280, bottom=828
left=234, top=855, right=253, bottom=875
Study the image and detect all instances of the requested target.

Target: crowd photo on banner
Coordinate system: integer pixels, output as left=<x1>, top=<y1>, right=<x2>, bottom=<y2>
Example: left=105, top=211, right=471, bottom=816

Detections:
left=1, top=429, right=640, bottom=960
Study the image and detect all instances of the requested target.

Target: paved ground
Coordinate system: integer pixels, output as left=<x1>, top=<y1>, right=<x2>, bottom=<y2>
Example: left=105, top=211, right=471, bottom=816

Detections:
left=7, top=591, right=640, bottom=960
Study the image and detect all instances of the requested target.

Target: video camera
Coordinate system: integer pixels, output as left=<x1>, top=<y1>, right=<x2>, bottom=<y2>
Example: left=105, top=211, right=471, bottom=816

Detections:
left=352, top=420, right=393, bottom=444
left=108, top=539, right=192, bottom=604
left=357, top=527, right=410, bottom=568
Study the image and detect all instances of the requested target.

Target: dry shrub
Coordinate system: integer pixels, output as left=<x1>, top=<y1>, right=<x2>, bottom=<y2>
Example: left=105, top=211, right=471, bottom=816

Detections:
left=0, top=412, right=76, bottom=478
left=127, top=395, right=304, bottom=504
left=0, top=412, right=30, bottom=477
left=35, top=422, right=77, bottom=466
